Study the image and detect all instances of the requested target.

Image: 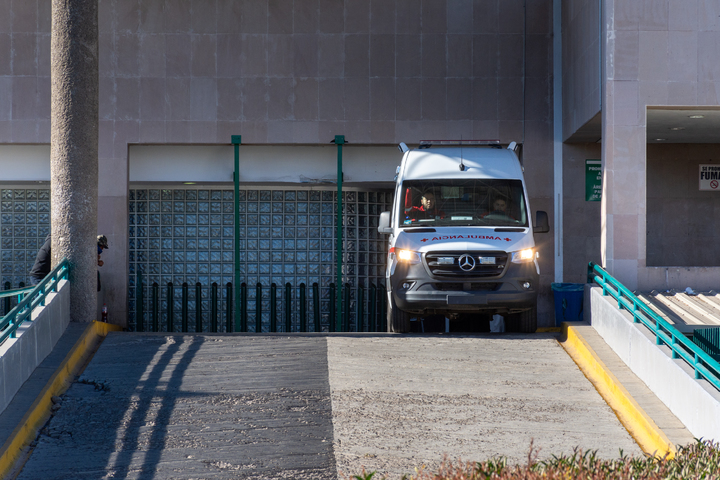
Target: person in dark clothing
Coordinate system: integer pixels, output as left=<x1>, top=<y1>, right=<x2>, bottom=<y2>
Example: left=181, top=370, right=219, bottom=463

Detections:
left=29, top=234, right=51, bottom=285
left=406, top=192, right=445, bottom=221
left=96, top=235, right=109, bottom=291
left=97, top=234, right=109, bottom=264
left=29, top=234, right=109, bottom=288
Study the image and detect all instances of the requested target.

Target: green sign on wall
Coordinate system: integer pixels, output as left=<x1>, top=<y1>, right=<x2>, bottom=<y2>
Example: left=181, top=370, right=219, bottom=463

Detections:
left=585, top=159, right=602, bottom=202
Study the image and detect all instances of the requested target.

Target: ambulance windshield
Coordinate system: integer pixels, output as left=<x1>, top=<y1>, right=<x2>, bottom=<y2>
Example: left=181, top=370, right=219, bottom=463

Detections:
left=398, top=179, right=527, bottom=228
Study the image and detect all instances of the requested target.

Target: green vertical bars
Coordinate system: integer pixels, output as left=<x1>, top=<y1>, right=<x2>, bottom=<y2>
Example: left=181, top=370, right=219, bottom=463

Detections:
left=232, top=135, right=242, bottom=336
left=299, top=283, right=307, bottom=332
left=226, top=282, right=233, bottom=333
left=136, top=271, right=144, bottom=332
left=181, top=282, right=189, bottom=332
left=132, top=279, right=391, bottom=335
left=270, top=283, right=277, bottom=332
left=356, top=285, right=364, bottom=332
left=3, top=282, right=10, bottom=316
left=284, top=282, right=292, bottom=332
left=239, top=282, right=247, bottom=332
left=255, top=282, right=262, bottom=333
left=378, top=284, right=387, bottom=332
left=693, top=328, right=720, bottom=362
left=195, top=282, right=202, bottom=333
left=586, top=262, right=595, bottom=284
left=312, top=282, right=320, bottom=332
left=211, top=282, right=218, bottom=333
left=152, top=282, right=159, bottom=332
left=329, top=283, right=336, bottom=332
left=343, top=283, right=350, bottom=332
left=368, top=284, right=377, bottom=332
left=334, top=135, right=346, bottom=333
left=167, top=282, right=174, bottom=332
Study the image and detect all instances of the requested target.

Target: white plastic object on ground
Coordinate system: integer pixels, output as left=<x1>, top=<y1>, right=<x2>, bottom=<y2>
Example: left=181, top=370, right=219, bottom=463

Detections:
left=490, top=314, right=505, bottom=332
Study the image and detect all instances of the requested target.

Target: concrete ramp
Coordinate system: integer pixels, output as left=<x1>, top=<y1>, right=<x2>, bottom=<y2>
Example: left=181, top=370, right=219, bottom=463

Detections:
left=14, top=333, right=642, bottom=480
left=326, top=336, right=641, bottom=477
left=589, top=286, right=720, bottom=440
left=17, top=335, right=336, bottom=480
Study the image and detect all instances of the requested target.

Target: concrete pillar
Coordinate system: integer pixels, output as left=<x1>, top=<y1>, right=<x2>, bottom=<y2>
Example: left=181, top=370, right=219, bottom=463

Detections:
left=50, top=0, right=99, bottom=322
left=600, top=0, right=643, bottom=291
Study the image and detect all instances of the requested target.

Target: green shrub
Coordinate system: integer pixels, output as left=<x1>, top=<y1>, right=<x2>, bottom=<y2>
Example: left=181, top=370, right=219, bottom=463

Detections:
left=349, top=438, right=720, bottom=480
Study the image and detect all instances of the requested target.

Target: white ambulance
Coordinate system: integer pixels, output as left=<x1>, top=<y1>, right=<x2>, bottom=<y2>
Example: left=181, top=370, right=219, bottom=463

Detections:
left=378, top=141, right=549, bottom=333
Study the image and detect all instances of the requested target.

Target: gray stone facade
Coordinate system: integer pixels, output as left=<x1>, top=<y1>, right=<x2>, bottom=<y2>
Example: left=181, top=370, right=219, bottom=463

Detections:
left=6, top=0, right=720, bottom=325
left=1, top=0, right=556, bottom=326
left=6, top=0, right=720, bottom=327
left=561, top=0, right=720, bottom=290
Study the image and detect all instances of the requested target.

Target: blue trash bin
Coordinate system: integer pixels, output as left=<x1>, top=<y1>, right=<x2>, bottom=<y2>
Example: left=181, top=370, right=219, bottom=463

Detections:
left=551, top=283, right=585, bottom=326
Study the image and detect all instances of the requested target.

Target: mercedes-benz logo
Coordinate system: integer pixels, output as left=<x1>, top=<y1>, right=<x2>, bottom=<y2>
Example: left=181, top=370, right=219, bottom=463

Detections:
left=458, top=254, right=476, bottom=271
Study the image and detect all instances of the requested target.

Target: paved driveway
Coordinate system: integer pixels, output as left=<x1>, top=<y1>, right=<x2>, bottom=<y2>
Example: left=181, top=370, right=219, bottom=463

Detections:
left=16, top=333, right=640, bottom=480
left=327, top=335, right=641, bottom=477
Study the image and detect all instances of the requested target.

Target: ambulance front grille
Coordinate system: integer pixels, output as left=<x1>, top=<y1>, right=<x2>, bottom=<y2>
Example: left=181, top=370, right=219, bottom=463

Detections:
left=425, top=251, right=508, bottom=278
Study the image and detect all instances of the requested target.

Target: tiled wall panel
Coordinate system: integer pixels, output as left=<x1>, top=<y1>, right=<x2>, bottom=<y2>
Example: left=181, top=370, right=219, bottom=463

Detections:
left=0, top=188, right=51, bottom=288
left=128, top=187, right=392, bottom=332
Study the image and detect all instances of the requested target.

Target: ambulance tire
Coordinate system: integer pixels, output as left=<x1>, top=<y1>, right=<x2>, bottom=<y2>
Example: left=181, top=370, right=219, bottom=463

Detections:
left=506, top=307, right=537, bottom=333
left=389, top=296, right=411, bottom=333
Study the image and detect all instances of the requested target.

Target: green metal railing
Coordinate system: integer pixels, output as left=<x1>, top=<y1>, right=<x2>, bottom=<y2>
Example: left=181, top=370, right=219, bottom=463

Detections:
left=693, top=328, right=720, bottom=362
left=588, top=262, right=720, bottom=391
left=134, top=271, right=387, bottom=333
left=3, top=281, right=26, bottom=316
left=0, top=259, right=70, bottom=345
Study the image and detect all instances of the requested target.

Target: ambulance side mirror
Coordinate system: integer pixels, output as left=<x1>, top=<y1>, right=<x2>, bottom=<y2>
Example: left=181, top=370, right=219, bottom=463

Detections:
left=534, top=211, right=549, bottom=234
left=378, top=211, right=393, bottom=234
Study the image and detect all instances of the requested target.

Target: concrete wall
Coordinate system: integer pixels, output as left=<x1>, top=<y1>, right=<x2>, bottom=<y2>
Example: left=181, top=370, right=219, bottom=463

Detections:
left=0, top=279, right=70, bottom=415
left=0, top=145, right=51, bottom=181
left=588, top=285, right=720, bottom=440
left=129, top=144, right=399, bottom=184
left=646, top=143, right=720, bottom=267
left=562, top=0, right=602, bottom=140
left=601, top=0, right=720, bottom=291
left=563, top=143, right=602, bottom=283
left=0, top=0, right=557, bottom=327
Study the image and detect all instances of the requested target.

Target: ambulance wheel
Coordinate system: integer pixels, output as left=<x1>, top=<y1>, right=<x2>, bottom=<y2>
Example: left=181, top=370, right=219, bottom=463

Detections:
left=389, top=296, right=411, bottom=333
left=506, top=307, right=537, bottom=333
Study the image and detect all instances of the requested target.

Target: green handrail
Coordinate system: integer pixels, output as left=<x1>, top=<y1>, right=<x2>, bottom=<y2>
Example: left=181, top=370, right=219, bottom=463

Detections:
left=0, top=259, right=70, bottom=345
left=0, top=286, right=35, bottom=299
left=335, top=135, right=346, bottom=334
left=588, top=262, right=720, bottom=391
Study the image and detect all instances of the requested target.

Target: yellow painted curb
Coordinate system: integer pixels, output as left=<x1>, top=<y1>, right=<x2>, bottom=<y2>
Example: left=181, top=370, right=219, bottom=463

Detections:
left=559, top=323, right=675, bottom=459
left=0, top=321, right=121, bottom=478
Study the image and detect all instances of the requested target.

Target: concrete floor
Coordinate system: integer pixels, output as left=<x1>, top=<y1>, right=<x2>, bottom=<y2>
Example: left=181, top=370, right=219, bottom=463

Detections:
left=326, top=335, right=642, bottom=478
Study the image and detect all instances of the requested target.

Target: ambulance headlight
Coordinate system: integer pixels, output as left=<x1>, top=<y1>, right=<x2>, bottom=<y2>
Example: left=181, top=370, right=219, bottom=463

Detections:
left=396, top=249, right=421, bottom=264
left=511, top=248, right=535, bottom=263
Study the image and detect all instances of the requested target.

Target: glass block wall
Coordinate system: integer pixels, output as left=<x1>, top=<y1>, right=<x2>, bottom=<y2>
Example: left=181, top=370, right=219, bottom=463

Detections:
left=128, top=187, right=392, bottom=332
left=1, top=188, right=51, bottom=290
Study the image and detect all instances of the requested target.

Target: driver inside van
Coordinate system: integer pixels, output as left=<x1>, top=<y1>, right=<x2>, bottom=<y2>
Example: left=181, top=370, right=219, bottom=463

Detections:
left=482, top=196, right=515, bottom=219
left=406, top=191, right=445, bottom=221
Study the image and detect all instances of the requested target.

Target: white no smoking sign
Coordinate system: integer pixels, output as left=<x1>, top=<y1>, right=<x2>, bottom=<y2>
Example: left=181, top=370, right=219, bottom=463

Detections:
left=699, top=165, right=720, bottom=190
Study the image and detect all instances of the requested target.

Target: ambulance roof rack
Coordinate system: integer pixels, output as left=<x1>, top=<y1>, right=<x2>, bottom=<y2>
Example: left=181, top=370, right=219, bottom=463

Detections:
left=418, top=139, right=502, bottom=149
